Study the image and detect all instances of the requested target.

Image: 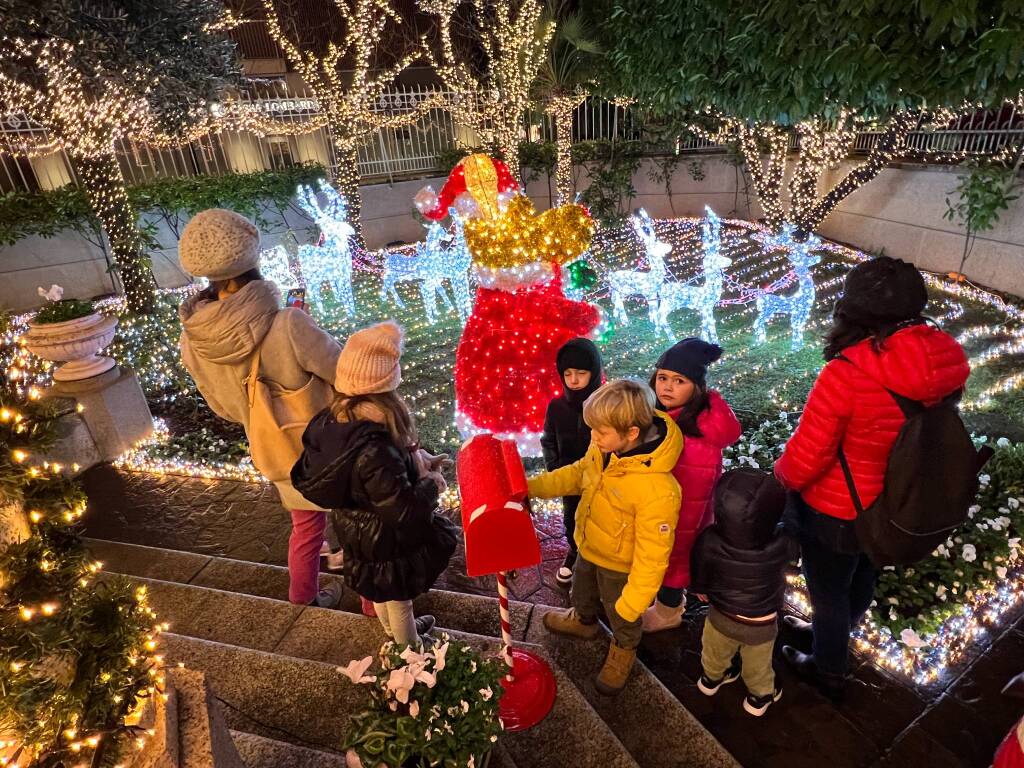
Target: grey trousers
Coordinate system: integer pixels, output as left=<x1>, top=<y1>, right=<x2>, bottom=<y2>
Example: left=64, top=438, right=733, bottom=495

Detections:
left=373, top=600, right=418, bottom=646
left=572, top=556, right=643, bottom=649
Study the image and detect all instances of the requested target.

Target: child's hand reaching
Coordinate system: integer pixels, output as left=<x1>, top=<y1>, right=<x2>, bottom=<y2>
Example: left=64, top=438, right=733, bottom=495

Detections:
left=414, top=448, right=453, bottom=476
left=424, top=470, right=448, bottom=495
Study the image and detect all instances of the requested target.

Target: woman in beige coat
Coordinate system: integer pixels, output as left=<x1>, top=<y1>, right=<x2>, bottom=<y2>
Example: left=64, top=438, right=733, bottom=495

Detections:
left=177, top=208, right=345, bottom=607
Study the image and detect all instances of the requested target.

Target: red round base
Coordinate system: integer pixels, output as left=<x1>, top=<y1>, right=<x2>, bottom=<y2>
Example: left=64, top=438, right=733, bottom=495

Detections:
left=498, top=648, right=557, bottom=732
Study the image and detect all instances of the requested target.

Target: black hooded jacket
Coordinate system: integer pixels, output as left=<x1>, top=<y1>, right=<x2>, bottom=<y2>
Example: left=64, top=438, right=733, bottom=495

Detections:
left=291, top=409, right=457, bottom=602
left=541, top=338, right=604, bottom=473
left=690, top=468, right=796, bottom=618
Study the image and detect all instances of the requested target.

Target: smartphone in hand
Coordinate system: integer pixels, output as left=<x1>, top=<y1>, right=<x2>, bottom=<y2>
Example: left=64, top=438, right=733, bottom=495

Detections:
left=286, top=288, right=307, bottom=312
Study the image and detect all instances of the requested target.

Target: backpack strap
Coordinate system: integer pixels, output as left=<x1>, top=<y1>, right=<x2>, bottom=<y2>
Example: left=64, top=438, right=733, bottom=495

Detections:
left=837, top=446, right=866, bottom=517
left=246, top=345, right=262, bottom=409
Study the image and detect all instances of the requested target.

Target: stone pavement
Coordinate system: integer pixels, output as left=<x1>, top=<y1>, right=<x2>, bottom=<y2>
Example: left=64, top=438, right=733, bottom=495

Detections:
left=82, top=464, right=1024, bottom=768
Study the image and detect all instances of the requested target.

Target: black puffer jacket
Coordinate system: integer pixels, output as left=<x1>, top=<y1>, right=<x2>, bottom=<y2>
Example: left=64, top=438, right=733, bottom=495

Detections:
left=291, top=409, right=457, bottom=603
left=690, top=468, right=795, bottom=617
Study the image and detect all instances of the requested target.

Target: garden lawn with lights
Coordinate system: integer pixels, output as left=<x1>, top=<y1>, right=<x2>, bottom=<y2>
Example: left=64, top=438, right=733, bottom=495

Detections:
left=8, top=212, right=1024, bottom=690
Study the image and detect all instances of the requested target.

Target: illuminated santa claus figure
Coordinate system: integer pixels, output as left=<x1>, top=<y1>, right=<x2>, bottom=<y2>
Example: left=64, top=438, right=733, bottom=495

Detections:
left=415, top=154, right=600, bottom=455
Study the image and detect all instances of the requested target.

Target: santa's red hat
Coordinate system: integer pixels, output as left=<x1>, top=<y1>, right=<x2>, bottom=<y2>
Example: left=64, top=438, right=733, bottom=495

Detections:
left=416, top=153, right=519, bottom=221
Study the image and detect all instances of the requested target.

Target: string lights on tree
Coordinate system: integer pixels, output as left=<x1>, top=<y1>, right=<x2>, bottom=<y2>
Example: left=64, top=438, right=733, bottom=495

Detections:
left=0, top=1, right=240, bottom=315
left=418, top=0, right=554, bottom=181
left=258, top=0, right=439, bottom=244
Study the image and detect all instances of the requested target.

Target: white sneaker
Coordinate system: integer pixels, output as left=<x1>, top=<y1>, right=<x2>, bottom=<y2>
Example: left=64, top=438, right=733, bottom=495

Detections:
left=641, top=599, right=685, bottom=632
left=743, top=687, right=782, bottom=716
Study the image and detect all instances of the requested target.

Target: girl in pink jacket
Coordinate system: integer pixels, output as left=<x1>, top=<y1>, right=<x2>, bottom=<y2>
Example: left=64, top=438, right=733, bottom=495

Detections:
left=644, top=338, right=742, bottom=632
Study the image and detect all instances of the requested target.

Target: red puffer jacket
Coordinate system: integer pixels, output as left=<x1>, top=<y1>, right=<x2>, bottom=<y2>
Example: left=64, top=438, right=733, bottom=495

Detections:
left=662, top=390, right=742, bottom=588
left=775, top=324, right=969, bottom=520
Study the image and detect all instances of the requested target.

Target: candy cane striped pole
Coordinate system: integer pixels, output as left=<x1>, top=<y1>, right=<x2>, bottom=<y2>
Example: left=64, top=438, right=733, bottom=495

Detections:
left=496, top=570, right=515, bottom=680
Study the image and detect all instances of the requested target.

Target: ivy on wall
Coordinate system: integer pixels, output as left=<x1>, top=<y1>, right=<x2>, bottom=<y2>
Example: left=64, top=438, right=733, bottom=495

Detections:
left=0, top=163, right=328, bottom=250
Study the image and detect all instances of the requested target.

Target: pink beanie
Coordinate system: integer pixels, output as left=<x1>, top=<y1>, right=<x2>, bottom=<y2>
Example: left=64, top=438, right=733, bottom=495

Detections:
left=335, top=321, right=404, bottom=395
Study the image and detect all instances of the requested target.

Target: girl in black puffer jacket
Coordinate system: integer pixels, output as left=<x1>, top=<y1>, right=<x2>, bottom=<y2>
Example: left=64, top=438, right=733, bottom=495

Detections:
left=689, top=468, right=795, bottom=716
left=291, top=322, right=456, bottom=648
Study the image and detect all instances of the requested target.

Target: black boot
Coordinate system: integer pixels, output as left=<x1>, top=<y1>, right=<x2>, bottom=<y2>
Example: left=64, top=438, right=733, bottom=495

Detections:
left=782, top=645, right=846, bottom=703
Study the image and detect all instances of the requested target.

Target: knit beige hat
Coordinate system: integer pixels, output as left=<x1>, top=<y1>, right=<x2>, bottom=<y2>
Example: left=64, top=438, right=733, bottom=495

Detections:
left=336, top=321, right=404, bottom=395
left=179, top=208, right=261, bottom=281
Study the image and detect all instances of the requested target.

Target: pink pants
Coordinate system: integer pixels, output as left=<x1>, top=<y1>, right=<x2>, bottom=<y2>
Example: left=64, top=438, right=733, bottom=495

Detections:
left=288, top=509, right=327, bottom=604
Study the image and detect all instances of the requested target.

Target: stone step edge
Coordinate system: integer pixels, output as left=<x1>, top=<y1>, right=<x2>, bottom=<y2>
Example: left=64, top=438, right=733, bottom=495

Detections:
left=229, top=729, right=347, bottom=768
left=163, top=631, right=639, bottom=768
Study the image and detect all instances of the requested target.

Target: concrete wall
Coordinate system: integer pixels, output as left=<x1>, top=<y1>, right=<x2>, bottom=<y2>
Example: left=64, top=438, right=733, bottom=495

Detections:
left=3, top=157, right=1023, bottom=312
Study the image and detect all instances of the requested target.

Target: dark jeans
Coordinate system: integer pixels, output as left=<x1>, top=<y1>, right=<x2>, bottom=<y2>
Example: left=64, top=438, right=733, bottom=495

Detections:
left=562, top=495, right=580, bottom=554
left=793, top=495, right=878, bottom=676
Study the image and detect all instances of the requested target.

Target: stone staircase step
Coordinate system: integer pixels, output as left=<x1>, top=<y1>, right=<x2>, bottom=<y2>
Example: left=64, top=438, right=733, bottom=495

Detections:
left=230, top=730, right=346, bottom=768
left=90, top=538, right=736, bottom=768
left=85, top=538, right=534, bottom=639
left=162, top=632, right=638, bottom=768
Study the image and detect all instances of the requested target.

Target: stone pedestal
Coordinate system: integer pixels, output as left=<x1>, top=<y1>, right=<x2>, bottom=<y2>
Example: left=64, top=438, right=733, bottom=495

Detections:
left=44, top=367, right=153, bottom=472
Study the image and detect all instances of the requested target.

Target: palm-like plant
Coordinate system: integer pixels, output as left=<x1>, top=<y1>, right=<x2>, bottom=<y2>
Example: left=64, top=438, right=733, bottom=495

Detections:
left=533, top=1, right=601, bottom=204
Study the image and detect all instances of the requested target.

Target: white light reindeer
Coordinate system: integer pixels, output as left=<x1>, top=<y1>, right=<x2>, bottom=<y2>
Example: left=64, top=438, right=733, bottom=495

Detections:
left=753, top=225, right=822, bottom=351
left=295, top=180, right=356, bottom=316
left=380, top=222, right=452, bottom=323
left=259, top=244, right=298, bottom=292
left=380, top=208, right=473, bottom=324
left=608, top=208, right=671, bottom=326
left=656, top=206, right=732, bottom=342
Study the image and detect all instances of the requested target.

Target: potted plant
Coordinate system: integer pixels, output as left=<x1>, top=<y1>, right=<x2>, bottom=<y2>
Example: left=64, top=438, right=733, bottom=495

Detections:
left=339, top=635, right=506, bottom=768
left=23, top=285, right=118, bottom=382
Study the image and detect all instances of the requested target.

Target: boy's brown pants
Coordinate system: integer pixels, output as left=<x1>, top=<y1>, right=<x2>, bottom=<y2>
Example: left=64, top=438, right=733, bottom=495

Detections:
left=572, top=556, right=643, bottom=649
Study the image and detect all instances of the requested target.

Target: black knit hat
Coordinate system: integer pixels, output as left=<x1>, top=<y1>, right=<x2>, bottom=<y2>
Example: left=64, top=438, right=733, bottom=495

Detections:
left=835, top=256, right=928, bottom=326
left=556, top=337, right=603, bottom=403
left=655, top=337, right=723, bottom=388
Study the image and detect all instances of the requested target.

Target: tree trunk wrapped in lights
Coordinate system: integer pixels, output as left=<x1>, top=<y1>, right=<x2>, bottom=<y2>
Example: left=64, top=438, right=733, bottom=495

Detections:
left=70, top=152, right=156, bottom=314
left=419, top=0, right=554, bottom=182
left=546, top=93, right=586, bottom=204
left=261, top=0, right=439, bottom=245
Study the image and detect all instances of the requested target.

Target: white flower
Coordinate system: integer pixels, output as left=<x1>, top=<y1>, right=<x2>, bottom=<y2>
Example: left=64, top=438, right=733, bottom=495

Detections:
left=961, top=544, right=977, bottom=562
left=37, top=284, right=63, bottom=302
left=997, top=566, right=1008, bottom=579
left=996, top=516, right=1011, bottom=529
left=935, top=585, right=947, bottom=598
left=889, top=608, right=898, bottom=620
left=461, top=700, right=470, bottom=714
left=1009, top=498, right=1021, bottom=510
left=400, top=646, right=429, bottom=666
left=409, top=700, right=420, bottom=718
left=479, top=687, right=493, bottom=701
left=887, top=597, right=899, bottom=605
left=997, top=437, right=1011, bottom=448
left=900, top=628, right=927, bottom=648
left=338, top=656, right=375, bottom=685
left=433, top=641, right=449, bottom=673
left=968, top=505, right=981, bottom=518
left=490, top=735, right=498, bottom=743
left=934, top=544, right=949, bottom=557
left=979, top=474, right=991, bottom=486
left=779, top=411, right=788, bottom=420
left=425, top=729, right=432, bottom=741
left=387, top=667, right=416, bottom=703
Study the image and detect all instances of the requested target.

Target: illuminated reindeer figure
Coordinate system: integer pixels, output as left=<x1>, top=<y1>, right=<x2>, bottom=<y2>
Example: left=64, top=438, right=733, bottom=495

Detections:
left=608, top=208, right=670, bottom=326
left=258, top=244, right=299, bottom=291
left=380, top=221, right=453, bottom=323
left=444, top=210, right=474, bottom=324
left=656, top=207, right=732, bottom=342
left=295, top=180, right=356, bottom=316
left=753, top=225, right=822, bottom=352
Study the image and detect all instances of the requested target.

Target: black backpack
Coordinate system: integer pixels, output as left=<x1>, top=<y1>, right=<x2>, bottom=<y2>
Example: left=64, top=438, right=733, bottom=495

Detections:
left=837, top=362, right=992, bottom=567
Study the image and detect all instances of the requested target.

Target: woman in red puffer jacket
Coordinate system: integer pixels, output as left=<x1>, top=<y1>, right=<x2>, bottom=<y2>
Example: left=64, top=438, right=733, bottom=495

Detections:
left=775, top=257, right=969, bottom=699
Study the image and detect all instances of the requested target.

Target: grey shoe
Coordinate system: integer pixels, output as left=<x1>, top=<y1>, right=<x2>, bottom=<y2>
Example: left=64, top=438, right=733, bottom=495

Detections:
left=313, top=581, right=344, bottom=609
left=415, top=615, right=436, bottom=636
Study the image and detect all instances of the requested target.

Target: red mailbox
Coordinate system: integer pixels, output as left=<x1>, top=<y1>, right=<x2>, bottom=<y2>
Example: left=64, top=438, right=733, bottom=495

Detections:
left=455, top=433, right=555, bottom=732
left=457, top=434, right=540, bottom=577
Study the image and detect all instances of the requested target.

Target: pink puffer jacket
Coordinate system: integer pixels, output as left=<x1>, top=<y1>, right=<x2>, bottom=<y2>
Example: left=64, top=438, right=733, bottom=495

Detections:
left=662, top=390, right=742, bottom=589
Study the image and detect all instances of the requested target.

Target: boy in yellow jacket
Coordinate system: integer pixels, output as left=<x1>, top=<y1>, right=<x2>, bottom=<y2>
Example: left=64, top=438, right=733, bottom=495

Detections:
left=528, top=379, right=682, bottom=694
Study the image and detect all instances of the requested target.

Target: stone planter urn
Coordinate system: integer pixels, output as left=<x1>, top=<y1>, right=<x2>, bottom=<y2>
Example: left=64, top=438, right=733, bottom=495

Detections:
left=24, top=313, right=119, bottom=382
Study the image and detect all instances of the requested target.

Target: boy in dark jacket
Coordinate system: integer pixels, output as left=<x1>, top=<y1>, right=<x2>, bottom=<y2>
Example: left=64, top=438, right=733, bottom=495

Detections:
left=540, top=337, right=604, bottom=586
left=690, top=467, right=794, bottom=716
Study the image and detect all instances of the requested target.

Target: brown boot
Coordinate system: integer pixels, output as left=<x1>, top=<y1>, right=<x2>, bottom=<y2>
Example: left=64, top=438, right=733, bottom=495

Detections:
left=543, top=608, right=602, bottom=640
left=595, top=640, right=636, bottom=695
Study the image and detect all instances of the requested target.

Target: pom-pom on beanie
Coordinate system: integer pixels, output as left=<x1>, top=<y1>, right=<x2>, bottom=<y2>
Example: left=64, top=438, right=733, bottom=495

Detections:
left=655, top=337, right=723, bottom=388
left=336, top=321, right=404, bottom=395
left=179, top=209, right=261, bottom=281
left=835, top=256, right=928, bottom=326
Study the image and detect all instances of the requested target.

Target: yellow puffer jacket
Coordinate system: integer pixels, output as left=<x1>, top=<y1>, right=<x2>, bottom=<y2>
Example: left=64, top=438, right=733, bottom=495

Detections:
left=527, top=411, right=683, bottom=622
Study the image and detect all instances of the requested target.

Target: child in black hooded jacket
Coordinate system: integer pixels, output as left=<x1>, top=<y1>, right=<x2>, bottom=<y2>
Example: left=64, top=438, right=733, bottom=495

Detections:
left=690, top=467, right=795, bottom=717
left=540, top=337, right=604, bottom=586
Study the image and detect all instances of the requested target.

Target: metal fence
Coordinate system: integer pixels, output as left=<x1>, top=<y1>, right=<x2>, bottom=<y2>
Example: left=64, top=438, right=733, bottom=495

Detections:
left=2, top=87, right=1023, bottom=194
